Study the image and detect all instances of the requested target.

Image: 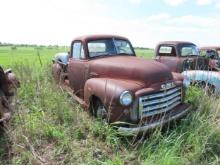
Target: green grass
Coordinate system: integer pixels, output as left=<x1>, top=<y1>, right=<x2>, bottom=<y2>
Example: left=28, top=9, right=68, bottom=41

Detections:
left=0, top=46, right=154, bottom=67
left=135, top=48, right=154, bottom=59
left=0, top=46, right=68, bottom=67
left=0, top=46, right=220, bottom=164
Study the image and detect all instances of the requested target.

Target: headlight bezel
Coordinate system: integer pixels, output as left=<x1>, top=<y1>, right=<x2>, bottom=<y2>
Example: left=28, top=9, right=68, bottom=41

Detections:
left=119, top=90, right=133, bottom=106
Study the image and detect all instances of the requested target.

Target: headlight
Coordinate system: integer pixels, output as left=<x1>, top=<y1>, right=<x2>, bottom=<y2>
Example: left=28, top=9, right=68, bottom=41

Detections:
left=120, top=91, right=133, bottom=106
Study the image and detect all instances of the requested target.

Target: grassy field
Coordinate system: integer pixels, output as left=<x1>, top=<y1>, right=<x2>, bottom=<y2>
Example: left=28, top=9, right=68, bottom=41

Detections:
left=0, top=46, right=69, bottom=67
left=0, top=47, right=153, bottom=67
left=0, top=46, right=220, bottom=164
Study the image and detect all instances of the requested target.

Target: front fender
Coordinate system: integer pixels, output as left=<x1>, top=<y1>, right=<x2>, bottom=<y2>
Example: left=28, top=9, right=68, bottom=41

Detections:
left=84, top=78, right=143, bottom=106
left=84, top=78, right=143, bottom=122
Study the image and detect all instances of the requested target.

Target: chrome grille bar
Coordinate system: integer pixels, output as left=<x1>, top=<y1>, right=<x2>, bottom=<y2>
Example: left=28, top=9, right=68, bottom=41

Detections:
left=142, top=101, right=181, bottom=117
left=140, top=87, right=181, bottom=100
left=143, top=96, right=181, bottom=111
left=141, top=92, right=181, bottom=106
left=139, top=86, right=182, bottom=118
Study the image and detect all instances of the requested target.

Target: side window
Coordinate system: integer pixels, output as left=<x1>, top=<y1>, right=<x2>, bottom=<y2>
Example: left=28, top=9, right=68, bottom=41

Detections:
left=159, top=46, right=176, bottom=56
left=72, top=42, right=85, bottom=59
left=200, top=50, right=206, bottom=56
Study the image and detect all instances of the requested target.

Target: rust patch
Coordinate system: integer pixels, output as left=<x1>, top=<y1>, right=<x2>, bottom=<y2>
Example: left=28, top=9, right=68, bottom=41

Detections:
left=0, top=66, right=20, bottom=123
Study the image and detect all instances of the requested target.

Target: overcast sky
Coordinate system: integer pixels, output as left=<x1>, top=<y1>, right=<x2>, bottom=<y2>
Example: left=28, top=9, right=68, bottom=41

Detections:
left=0, top=0, right=220, bottom=47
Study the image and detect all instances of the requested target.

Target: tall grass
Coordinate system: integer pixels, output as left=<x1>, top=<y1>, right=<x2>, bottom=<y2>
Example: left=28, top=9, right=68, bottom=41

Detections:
left=0, top=47, right=219, bottom=164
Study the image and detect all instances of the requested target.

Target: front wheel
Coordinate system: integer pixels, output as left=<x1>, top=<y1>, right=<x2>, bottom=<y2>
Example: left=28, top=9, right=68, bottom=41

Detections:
left=91, top=98, right=109, bottom=122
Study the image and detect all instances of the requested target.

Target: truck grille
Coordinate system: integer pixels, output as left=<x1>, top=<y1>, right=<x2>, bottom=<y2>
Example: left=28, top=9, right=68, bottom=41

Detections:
left=139, top=87, right=182, bottom=118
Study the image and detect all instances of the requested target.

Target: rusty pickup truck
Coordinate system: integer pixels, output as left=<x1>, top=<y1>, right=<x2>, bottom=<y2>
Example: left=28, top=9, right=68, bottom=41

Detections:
left=0, top=66, right=20, bottom=122
left=155, top=41, right=211, bottom=73
left=200, top=46, right=220, bottom=69
left=52, top=35, right=192, bottom=135
left=155, top=41, right=220, bottom=93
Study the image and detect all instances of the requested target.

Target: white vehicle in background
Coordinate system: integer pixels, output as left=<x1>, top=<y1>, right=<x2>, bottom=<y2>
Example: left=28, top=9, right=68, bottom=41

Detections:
left=182, top=70, right=220, bottom=94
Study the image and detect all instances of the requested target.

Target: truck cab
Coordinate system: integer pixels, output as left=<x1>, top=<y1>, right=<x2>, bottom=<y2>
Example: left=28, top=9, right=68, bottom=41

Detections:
left=52, top=35, right=192, bottom=135
left=155, top=41, right=210, bottom=73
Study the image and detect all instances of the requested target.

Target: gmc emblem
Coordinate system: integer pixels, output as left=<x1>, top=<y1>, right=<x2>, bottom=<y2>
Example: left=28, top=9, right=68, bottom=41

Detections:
left=161, top=82, right=175, bottom=90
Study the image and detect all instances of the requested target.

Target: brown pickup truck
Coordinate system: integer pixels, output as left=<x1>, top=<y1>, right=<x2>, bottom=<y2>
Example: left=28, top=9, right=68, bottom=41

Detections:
left=0, top=66, right=20, bottom=122
left=52, top=35, right=192, bottom=135
left=200, top=46, right=220, bottom=69
left=155, top=41, right=210, bottom=73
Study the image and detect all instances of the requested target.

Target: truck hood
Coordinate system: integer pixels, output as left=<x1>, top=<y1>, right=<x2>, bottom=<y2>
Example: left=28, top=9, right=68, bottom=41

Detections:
left=89, top=56, right=174, bottom=87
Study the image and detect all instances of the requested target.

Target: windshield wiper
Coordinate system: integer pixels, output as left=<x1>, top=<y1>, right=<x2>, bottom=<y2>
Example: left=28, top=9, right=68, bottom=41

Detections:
left=117, top=53, right=132, bottom=55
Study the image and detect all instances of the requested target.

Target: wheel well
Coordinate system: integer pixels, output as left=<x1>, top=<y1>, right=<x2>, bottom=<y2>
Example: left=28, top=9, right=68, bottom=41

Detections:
left=89, top=95, right=101, bottom=115
left=191, top=80, right=216, bottom=92
left=191, top=80, right=214, bottom=87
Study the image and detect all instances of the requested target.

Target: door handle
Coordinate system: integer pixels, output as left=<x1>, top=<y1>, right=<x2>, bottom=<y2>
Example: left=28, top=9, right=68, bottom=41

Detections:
left=90, top=72, right=99, bottom=78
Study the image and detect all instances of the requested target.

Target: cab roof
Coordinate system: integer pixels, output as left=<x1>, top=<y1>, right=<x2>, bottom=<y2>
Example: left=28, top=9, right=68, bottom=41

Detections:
left=200, top=46, right=220, bottom=50
left=157, top=41, right=196, bottom=46
left=73, top=34, right=129, bottom=42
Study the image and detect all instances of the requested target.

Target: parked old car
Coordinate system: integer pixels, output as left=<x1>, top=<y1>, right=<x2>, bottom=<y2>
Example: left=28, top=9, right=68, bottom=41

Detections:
left=155, top=41, right=210, bottom=72
left=52, top=35, right=192, bottom=135
left=200, top=46, right=220, bottom=69
left=155, top=41, right=220, bottom=93
left=182, top=70, right=220, bottom=94
left=0, top=66, right=20, bottom=122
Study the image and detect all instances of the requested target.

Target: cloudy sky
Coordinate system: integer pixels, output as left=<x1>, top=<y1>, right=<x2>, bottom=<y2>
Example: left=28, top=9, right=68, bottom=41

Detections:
left=0, top=0, right=220, bottom=47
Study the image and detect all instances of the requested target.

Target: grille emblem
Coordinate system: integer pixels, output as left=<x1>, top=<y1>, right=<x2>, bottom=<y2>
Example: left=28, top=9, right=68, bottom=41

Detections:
left=161, top=82, right=175, bottom=90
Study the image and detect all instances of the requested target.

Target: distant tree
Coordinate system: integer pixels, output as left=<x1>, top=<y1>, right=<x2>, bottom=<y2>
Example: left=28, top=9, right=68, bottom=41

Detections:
left=11, top=46, right=17, bottom=50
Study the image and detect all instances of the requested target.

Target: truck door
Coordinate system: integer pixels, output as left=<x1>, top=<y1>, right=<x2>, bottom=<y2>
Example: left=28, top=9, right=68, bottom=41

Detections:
left=156, top=45, right=181, bottom=72
left=68, top=41, right=88, bottom=98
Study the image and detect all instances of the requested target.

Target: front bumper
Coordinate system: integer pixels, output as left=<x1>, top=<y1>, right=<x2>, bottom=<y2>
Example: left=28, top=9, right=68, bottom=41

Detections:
left=116, top=104, right=192, bottom=136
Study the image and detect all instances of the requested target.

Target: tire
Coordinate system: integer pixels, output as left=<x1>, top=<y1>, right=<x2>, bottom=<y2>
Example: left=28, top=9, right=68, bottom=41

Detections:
left=52, top=63, right=63, bottom=83
left=91, top=98, right=108, bottom=122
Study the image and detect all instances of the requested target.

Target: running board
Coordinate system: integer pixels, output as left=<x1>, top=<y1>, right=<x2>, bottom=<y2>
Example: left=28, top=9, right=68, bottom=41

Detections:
left=60, top=85, right=87, bottom=108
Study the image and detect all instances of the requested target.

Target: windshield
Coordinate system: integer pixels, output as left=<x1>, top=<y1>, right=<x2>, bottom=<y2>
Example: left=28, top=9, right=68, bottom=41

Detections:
left=88, top=39, right=134, bottom=58
left=180, top=45, right=199, bottom=56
